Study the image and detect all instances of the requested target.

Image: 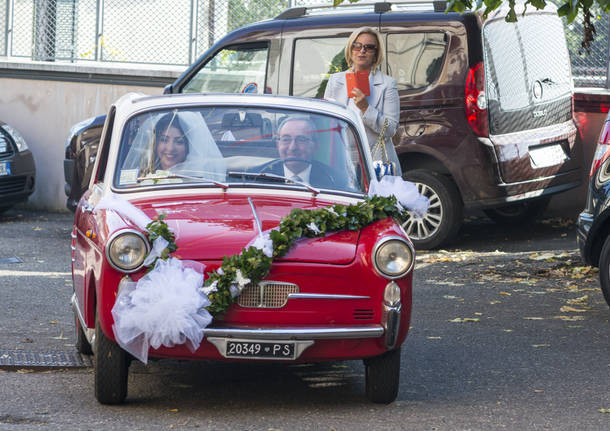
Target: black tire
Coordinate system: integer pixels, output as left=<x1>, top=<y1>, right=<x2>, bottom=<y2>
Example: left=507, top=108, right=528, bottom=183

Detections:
left=483, top=196, right=551, bottom=225
left=364, top=347, right=401, bottom=404
left=597, top=236, right=610, bottom=308
left=74, top=315, right=93, bottom=355
left=94, top=315, right=129, bottom=404
left=402, top=170, right=463, bottom=250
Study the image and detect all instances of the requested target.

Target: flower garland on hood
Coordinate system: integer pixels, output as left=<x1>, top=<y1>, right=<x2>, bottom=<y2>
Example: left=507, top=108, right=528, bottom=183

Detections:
left=95, top=175, right=428, bottom=363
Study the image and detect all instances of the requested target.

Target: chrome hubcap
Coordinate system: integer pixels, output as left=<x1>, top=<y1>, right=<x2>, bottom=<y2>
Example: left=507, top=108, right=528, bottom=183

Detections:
left=401, top=182, right=442, bottom=240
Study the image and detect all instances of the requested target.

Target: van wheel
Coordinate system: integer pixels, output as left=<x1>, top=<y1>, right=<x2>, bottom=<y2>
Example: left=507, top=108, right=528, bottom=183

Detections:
left=597, top=236, right=610, bottom=308
left=74, top=315, right=93, bottom=355
left=364, top=347, right=401, bottom=404
left=94, top=315, right=129, bottom=404
left=402, top=170, right=463, bottom=250
left=483, top=197, right=551, bottom=225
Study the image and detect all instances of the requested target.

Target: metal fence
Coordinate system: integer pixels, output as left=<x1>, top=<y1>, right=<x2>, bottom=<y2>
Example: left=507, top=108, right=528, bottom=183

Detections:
left=0, top=0, right=607, bottom=88
left=0, top=0, right=303, bottom=65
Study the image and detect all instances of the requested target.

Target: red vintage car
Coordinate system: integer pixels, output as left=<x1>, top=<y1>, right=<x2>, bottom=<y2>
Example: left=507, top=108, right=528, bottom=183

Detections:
left=70, top=93, right=416, bottom=405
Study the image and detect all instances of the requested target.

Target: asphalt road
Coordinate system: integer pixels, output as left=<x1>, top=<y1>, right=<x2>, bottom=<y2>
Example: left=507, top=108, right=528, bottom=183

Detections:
left=0, top=208, right=608, bottom=431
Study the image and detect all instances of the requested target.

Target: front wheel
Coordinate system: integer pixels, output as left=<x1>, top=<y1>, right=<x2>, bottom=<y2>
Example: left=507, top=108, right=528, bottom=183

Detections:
left=364, top=347, right=401, bottom=404
left=402, top=170, right=463, bottom=250
left=94, top=315, right=129, bottom=404
left=597, top=236, right=610, bottom=308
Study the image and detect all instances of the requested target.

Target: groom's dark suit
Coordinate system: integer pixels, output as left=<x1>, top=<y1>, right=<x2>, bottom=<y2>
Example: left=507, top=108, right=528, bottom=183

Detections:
left=257, top=160, right=344, bottom=190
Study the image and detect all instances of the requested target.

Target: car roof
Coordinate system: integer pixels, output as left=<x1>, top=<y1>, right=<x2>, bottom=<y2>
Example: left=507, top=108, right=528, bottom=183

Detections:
left=274, top=1, right=462, bottom=20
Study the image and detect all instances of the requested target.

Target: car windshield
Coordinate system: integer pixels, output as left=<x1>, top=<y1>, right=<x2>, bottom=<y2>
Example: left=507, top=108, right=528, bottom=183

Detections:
left=114, top=106, right=367, bottom=194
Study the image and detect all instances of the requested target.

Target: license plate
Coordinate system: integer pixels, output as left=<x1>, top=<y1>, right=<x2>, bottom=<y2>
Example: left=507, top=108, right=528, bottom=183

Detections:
left=0, top=161, right=10, bottom=176
left=529, top=144, right=567, bottom=168
left=226, top=340, right=295, bottom=359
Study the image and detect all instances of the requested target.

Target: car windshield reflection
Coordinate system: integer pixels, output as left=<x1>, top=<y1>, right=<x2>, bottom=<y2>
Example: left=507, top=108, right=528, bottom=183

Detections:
left=114, top=106, right=366, bottom=194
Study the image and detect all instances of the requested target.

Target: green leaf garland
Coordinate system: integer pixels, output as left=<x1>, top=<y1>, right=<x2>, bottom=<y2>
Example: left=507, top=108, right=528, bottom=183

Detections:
left=145, top=195, right=407, bottom=317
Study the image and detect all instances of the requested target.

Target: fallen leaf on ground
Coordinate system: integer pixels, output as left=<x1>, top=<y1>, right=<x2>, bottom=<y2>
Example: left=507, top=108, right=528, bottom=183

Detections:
left=168, top=408, right=179, bottom=412
left=52, top=330, right=68, bottom=340
left=553, top=315, right=585, bottom=321
left=560, top=306, right=589, bottom=313
left=524, top=317, right=544, bottom=320
left=448, top=318, right=480, bottom=323
left=499, top=291, right=512, bottom=296
left=566, top=295, right=588, bottom=304
left=435, top=281, right=465, bottom=286
left=599, top=409, right=610, bottom=414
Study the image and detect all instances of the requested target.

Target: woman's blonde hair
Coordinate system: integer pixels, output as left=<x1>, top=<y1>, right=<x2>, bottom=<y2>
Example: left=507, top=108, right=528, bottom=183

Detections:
left=344, top=27, right=385, bottom=71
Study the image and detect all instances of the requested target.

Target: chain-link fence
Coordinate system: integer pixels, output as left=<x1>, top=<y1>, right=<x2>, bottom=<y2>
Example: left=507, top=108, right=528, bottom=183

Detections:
left=2, top=0, right=307, bottom=65
left=0, top=0, right=607, bottom=88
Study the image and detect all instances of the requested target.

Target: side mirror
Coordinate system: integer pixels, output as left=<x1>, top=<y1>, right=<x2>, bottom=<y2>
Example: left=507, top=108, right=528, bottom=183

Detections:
left=163, top=84, right=174, bottom=94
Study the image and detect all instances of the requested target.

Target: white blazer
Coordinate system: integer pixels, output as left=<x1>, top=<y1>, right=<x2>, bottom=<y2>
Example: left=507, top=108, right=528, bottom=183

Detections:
left=324, top=70, right=401, bottom=175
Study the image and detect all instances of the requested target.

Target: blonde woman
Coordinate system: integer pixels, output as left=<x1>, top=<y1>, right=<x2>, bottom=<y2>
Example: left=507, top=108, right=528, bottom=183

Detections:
left=324, top=27, right=401, bottom=175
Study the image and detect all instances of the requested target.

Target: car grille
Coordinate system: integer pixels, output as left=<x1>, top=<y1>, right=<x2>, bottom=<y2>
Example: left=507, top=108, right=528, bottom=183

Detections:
left=0, top=176, right=26, bottom=194
left=353, top=309, right=375, bottom=320
left=237, top=281, right=299, bottom=308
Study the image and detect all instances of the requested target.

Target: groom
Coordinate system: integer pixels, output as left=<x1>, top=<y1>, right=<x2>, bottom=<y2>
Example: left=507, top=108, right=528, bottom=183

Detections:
left=269, top=116, right=339, bottom=189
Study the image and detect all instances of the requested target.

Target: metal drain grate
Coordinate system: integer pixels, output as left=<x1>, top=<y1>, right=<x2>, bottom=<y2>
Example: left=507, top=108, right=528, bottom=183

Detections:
left=0, top=256, right=23, bottom=264
left=0, top=350, right=91, bottom=368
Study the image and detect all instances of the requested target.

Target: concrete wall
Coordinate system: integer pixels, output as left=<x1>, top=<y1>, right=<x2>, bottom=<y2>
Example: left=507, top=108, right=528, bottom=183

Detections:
left=0, top=60, right=183, bottom=211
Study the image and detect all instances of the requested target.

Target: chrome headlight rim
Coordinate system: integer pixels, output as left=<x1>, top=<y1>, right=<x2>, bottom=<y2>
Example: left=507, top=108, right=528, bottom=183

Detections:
left=105, top=229, right=150, bottom=273
left=1, top=124, right=29, bottom=152
left=372, top=235, right=415, bottom=280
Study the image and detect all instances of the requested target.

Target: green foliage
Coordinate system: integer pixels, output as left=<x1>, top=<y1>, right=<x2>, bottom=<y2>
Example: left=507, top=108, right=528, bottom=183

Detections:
left=145, top=214, right=177, bottom=267
left=142, top=196, right=407, bottom=318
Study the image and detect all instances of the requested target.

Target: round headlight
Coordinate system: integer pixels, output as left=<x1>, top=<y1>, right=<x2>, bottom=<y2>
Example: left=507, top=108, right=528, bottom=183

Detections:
left=106, top=230, right=149, bottom=273
left=373, top=237, right=414, bottom=279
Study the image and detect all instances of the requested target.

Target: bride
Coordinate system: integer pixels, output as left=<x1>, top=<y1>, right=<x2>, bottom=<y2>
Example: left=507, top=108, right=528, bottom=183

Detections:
left=121, top=109, right=226, bottom=183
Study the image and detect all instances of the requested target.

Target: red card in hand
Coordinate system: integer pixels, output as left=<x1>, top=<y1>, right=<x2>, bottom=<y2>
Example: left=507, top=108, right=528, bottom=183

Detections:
left=345, top=70, right=370, bottom=98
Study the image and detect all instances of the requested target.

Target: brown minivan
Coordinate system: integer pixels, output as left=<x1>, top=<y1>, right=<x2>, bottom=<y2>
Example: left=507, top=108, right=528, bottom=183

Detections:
left=65, top=1, right=582, bottom=249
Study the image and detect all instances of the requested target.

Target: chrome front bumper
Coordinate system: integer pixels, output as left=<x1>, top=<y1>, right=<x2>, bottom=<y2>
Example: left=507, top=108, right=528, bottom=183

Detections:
left=202, top=325, right=384, bottom=340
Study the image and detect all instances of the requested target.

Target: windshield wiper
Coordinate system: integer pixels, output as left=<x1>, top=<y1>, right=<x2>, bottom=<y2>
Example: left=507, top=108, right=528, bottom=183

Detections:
left=227, top=171, right=320, bottom=195
left=136, top=173, right=229, bottom=189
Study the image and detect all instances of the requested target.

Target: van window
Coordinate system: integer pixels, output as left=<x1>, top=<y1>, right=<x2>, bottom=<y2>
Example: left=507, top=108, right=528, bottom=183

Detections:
left=292, top=37, right=349, bottom=98
left=386, top=32, right=447, bottom=91
left=182, top=44, right=269, bottom=94
left=483, top=13, right=572, bottom=135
